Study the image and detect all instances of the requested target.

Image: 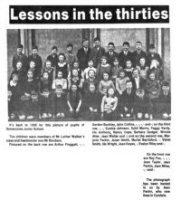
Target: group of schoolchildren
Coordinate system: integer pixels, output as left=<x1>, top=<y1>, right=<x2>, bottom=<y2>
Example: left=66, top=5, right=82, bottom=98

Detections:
left=8, top=37, right=171, bottom=121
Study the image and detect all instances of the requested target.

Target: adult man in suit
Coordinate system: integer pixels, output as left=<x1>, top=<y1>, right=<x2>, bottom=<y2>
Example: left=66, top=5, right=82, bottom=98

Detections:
left=77, top=39, right=91, bottom=71
left=131, top=68, right=146, bottom=92
left=118, top=41, right=133, bottom=68
left=12, top=44, right=28, bottom=71
left=147, top=44, right=163, bottom=67
left=46, top=46, right=58, bottom=69
left=105, top=42, right=118, bottom=66
left=132, top=41, right=147, bottom=66
left=89, top=37, right=105, bottom=68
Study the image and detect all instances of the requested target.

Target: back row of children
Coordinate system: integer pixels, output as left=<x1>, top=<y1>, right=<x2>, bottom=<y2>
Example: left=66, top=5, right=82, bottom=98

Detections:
left=8, top=38, right=171, bottom=121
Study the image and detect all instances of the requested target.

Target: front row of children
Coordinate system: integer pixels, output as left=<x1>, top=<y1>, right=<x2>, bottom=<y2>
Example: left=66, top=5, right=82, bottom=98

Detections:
left=8, top=60, right=171, bottom=121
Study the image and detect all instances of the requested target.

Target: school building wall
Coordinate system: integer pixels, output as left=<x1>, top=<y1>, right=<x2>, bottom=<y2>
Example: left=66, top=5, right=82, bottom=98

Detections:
left=7, top=28, right=170, bottom=81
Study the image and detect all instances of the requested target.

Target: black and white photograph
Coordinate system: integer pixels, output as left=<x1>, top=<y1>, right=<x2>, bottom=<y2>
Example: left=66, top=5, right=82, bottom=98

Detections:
left=3, top=2, right=181, bottom=200
left=7, top=28, right=170, bottom=121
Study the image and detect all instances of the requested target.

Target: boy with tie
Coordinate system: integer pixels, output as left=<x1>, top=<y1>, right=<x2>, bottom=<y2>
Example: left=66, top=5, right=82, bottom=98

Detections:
left=132, top=41, right=147, bottom=66
left=77, top=39, right=91, bottom=71
left=118, top=41, right=133, bottom=68
left=89, top=37, right=105, bottom=67
left=105, top=42, right=118, bottom=66
left=12, top=44, right=28, bottom=71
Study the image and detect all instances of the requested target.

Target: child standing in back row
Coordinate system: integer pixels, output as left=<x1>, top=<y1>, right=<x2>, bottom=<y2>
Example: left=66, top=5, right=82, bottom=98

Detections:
left=65, top=43, right=77, bottom=70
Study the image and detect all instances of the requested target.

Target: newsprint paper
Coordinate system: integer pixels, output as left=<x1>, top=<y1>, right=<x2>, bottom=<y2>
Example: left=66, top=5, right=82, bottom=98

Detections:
left=0, top=1, right=180, bottom=200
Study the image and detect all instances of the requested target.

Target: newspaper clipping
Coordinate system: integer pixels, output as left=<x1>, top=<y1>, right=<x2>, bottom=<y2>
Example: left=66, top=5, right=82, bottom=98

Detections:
left=0, top=2, right=177, bottom=200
